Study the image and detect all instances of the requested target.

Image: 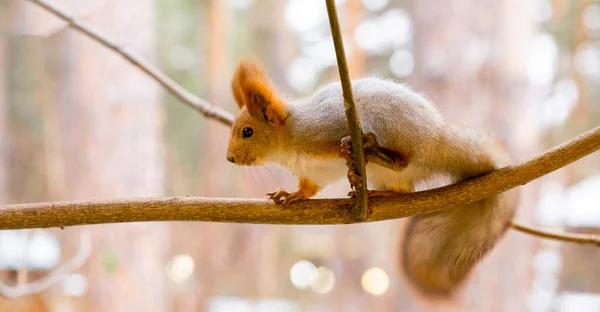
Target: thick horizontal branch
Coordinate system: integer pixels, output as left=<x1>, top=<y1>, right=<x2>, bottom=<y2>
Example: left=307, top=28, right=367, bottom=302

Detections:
left=510, top=222, right=600, bottom=246
left=26, top=0, right=234, bottom=126
left=1, top=125, right=599, bottom=229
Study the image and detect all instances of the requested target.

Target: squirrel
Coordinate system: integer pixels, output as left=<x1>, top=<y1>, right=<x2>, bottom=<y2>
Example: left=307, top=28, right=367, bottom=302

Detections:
left=225, top=58, right=518, bottom=298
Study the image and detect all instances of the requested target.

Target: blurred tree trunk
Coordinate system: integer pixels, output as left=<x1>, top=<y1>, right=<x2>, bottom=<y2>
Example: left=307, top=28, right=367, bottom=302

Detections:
left=0, top=1, right=9, bottom=205
left=408, top=0, right=537, bottom=311
left=194, top=0, right=230, bottom=309
left=567, top=0, right=592, bottom=127
left=202, top=0, right=230, bottom=197
left=250, top=0, right=294, bottom=89
left=1, top=2, right=53, bottom=311
left=5, top=8, right=49, bottom=205
left=345, top=0, right=366, bottom=78
left=58, top=1, right=168, bottom=311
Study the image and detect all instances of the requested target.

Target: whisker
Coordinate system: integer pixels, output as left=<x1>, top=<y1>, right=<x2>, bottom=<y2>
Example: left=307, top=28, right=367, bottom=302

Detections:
left=253, top=167, right=266, bottom=192
left=228, top=165, right=235, bottom=187
left=261, top=165, right=278, bottom=184
left=248, top=167, right=258, bottom=188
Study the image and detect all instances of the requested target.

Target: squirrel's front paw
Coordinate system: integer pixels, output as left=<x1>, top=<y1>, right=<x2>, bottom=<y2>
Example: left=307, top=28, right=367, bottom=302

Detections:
left=341, top=135, right=367, bottom=189
left=267, top=189, right=307, bottom=206
left=341, top=133, right=407, bottom=173
left=267, top=188, right=289, bottom=204
left=340, top=133, right=378, bottom=160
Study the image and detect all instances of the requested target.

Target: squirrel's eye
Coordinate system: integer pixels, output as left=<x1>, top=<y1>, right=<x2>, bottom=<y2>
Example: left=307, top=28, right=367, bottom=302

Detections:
left=242, top=127, right=254, bottom=138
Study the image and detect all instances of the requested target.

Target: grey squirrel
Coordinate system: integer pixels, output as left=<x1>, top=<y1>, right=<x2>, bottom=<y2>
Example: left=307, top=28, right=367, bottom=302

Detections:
left=225, top=59, right=518, bottom=297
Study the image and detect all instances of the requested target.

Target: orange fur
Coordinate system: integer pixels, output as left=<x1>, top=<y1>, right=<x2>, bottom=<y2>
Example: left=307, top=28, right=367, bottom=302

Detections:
left=231, top=59, right=287, bottom=124
left=297, top=178, right=321, bottom=198
left=231, top=58, right=267, bottom=108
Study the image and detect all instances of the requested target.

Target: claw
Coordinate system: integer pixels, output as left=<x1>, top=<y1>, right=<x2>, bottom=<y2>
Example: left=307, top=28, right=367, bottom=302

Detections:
left=267, top=188, right=289, bottom=205
left=267, top=189, right=306, bottom=206
left=347, top=170, right=363, bottom=189
left=281, top=192, right=306, bottom=206
left=339, top=135, right=355, bottom=162
left=362, top=132, right=377, bottom=149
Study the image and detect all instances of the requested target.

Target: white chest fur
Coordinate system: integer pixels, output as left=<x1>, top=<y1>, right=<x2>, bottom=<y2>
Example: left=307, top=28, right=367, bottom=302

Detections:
left=272, top=151, right=420, bottom=192
left=274, top=152, right=347, bottom=187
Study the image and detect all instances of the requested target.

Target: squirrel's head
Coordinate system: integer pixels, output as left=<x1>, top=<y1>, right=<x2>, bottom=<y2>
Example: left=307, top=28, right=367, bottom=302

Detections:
left=226, top=59, right=288, bottom=166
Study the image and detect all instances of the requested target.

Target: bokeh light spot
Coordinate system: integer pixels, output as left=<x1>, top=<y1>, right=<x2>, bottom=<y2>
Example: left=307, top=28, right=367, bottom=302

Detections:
left=361, top=267, right=389, bottom=295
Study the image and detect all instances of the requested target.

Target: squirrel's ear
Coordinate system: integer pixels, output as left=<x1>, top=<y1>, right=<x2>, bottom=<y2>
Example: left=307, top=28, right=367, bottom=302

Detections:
left=231, top=79, right=245, bottom=110
left=231, top=59, right=287, bottom=124
left=244, top=80, right=287, bottom=124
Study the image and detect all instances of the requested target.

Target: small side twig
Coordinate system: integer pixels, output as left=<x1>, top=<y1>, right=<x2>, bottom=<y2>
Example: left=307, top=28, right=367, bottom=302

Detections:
left=325, top=0, right=369, bottom=221
left=0, top=230, right=92, bottom=298
left=510, top=221, right=600, bottom=247
left=26, top=0, right=235, bottom=126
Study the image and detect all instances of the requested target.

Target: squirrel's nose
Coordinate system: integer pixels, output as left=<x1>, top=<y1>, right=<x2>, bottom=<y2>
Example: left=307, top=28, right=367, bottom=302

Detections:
left=227, top=156, right=235, bottom=163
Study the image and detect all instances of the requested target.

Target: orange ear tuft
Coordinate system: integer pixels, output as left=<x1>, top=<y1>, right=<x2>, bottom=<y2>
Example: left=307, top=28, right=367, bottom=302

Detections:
left=231, top=59, right=266, bottom=109
left=230, top=59, right=287, bottom=124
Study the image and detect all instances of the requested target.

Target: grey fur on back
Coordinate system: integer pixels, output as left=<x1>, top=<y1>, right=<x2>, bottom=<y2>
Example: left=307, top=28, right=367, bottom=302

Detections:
left=287, top=78, right=444, bottom=161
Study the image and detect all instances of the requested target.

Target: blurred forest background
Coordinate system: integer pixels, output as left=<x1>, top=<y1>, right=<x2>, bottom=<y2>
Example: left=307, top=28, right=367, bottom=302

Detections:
left=0, top=0, right=600, bottom=311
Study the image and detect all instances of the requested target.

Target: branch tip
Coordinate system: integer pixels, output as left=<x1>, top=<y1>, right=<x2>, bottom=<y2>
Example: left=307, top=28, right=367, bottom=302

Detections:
left=510, top=221, right=600, bottom=246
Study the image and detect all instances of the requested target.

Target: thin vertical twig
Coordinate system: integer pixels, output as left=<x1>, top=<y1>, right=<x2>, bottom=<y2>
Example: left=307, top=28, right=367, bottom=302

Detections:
left=325, top=0, right=369, bottom=221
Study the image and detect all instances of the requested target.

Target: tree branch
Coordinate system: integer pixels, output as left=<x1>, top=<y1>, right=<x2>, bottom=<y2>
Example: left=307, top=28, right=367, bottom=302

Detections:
left=1, top=125, right=599, bottom=229
left=325, top=0, right=369, bottom=221
left=25, top=0, right=235, bottom=126
left=15, top=0, right=600, bottom=247
left=510, top=222, right=600, bottom=246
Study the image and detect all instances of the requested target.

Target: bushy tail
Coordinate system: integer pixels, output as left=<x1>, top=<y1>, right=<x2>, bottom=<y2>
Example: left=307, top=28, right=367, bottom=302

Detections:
left=399, top=128, right=518, bottom=298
